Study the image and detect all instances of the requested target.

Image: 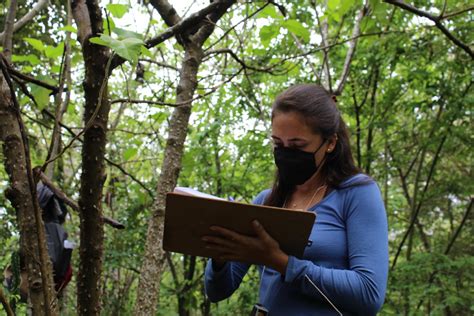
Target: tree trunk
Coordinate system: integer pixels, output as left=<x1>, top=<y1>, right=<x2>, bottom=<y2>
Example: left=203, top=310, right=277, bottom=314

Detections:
left=72, top=0, right=111, bottom=314
left=134, top=2, right=235, bottom=314
left=0, top=63, right=58, bottom=315
left=134, top=40, right=203, bottom=315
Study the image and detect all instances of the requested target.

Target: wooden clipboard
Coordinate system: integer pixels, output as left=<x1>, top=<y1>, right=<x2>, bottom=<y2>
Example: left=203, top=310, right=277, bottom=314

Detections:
left=163, top=192, right=316, bottom=258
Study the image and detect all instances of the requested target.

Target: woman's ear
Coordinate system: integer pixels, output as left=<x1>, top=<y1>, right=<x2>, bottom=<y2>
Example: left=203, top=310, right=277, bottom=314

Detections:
left=326, top=133, right=338, bottom=153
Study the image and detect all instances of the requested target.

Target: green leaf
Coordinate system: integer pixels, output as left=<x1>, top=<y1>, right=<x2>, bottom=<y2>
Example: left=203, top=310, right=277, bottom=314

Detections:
left=12, top=54, right=41, bottom=65
left=30, top=84, right=50, bottom=110
left=327, top=0, right=354, bottom=22
left=102, top=35, right=144, bottom=62
left=123, top=148, right=137, bottom=161
left=106, top=4, right=129, bottom=18
left=258, top=5, right=281, bottom=19
left=45, top=42, right=64, bottom=59
left=59, top=25, right=77, bottom=33
left=91, top=35, right=144, bottom=62
left=24, top=38, right=45, bottom=51
left=140, top=45, right=153, bottom=58
left=259, top=24, right=280, bottom=47
left=89, top=36, right=109, bottom=46
left=282, top=19, right=310, bottom=42
left=103, top=16, right=116, bottom=33
left=113, top=27, right=143, bottom=40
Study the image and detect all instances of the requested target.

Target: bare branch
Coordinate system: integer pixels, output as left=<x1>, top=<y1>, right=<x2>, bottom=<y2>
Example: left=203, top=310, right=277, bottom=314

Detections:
left=0, top=0, right=49, bottom=42
left=71, top=0, right=92, bottom=45
left=205, top=2, right=270, bottom=52
left=111, top=0, right=232, bottom=71
left=45, top=0, right=73, bottom=179
left=2, top=0, right=17, bottom=61
left=334, top=4, right=369, bottom=95
left=0, top=287, right=14, bottom=316
left=139, top=58, right=179, bottom=71
left=35, top=168, right=126, bottom=229
left=440, top=5, right=474, bottom=20
left=204, top=48, right=274, bottom=73
left=391, top=132, right=449, bottom=270
left=41, top=54, right=112, bottom=170
left=444, top=198, right=473, bottom=255
left=384, top=0, right=473, bottom=59
left=149, top=0, right=182, bottom=26
left=111, top=67, right=243, bottom=109
left=6, top=61, right=60, bottom=93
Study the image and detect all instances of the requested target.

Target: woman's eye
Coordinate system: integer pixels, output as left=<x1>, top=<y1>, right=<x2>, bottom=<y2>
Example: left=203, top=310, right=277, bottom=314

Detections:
left=289, top=144, right=306, bottom=150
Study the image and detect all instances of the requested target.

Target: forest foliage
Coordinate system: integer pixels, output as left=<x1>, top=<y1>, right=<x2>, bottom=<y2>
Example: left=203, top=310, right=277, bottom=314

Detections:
left=0, top=0, right=472, bottom=315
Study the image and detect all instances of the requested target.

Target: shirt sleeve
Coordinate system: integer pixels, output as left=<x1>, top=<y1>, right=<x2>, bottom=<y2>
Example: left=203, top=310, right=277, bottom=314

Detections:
left=204, top=260, right=251, bottom=302
left=283, top=182, right=389, bottom=315
left=203, top=190, right=270, bottom=302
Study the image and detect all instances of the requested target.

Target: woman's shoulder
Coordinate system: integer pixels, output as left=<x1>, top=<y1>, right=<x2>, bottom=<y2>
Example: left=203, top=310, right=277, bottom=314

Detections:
left=337, top=173, right=376, bottom=190
left=252, top=189, right=271, bottom=205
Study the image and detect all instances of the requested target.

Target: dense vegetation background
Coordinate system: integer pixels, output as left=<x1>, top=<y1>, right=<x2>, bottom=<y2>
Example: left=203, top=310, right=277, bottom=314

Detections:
left=0, top=0, right=472, bottom=315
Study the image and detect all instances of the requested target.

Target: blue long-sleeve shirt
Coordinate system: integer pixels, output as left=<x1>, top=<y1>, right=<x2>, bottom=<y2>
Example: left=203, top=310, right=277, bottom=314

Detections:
left=204, top=174, right=389, bottom=315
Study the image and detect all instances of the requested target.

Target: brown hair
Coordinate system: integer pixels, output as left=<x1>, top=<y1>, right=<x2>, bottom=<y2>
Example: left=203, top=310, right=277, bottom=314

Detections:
left=265, top=84, right=360, bottom=207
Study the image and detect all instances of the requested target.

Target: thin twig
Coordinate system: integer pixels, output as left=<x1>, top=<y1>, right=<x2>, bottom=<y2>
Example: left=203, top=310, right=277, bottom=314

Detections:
left=6, top=63, right=59, bottom=93
left=384, top=0, right=473, bottom=59
left=41, top=54, right=114, bottom=169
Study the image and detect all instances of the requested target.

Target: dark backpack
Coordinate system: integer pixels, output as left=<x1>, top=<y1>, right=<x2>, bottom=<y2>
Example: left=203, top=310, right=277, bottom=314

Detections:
left=44, top=222, right=72, bottom=281
left=37, top=183, right=72, bottom=282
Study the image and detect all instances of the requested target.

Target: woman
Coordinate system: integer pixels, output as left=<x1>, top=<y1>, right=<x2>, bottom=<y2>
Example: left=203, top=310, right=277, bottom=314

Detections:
left=203, top=84, right=389, bottom=315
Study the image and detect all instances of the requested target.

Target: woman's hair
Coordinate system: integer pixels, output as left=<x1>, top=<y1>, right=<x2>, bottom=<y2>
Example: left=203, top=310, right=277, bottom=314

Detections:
left=265, top=84, right=360, bottom=207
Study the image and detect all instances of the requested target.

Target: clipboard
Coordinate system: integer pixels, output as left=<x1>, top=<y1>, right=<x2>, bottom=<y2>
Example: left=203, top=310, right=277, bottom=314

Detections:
left=163, top=192, right=316, bottom=258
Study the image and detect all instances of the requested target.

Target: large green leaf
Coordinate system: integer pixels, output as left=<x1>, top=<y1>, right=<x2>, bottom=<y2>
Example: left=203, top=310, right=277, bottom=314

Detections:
left=30, top=84, right=50, bottom=110
left=90, top=35, right=144, bottom=62
left=12, top=54, right=41, bottom=65
left=259, top=24, right=280, bottom=47
left=24, top=38, right=45, bottom=51
left=282, top=19, right=310, bottom=42
left=106, top=4, right=129, bottom=18
left=113, top=27, right=143, bottom=40
left=45, top=42, right=64, bottom=59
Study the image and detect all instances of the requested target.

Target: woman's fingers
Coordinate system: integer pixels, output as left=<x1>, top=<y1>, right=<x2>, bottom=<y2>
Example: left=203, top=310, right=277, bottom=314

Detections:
left=209, top=226, right=244, bottom=243
left=202, top=235, right=235, bottom=248
left=251, top=220, right=269, bottom=240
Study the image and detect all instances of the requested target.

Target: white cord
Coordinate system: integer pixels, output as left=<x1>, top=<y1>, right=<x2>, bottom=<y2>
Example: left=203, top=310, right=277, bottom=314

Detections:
left=304, top=274, right=343, bottom=316
left=258, top=265, right=266, bottom=304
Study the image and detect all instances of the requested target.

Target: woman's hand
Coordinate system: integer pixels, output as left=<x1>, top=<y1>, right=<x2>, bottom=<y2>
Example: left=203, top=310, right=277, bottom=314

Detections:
left=202, top=220, right=289, bottom=274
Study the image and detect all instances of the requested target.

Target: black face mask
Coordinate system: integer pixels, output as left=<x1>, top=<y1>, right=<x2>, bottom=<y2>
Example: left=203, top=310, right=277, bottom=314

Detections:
left=273, top=141, right=326, bottom=186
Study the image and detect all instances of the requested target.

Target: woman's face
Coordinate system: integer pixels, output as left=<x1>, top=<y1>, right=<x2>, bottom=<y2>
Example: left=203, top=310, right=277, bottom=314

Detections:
left=271, top=111, right=332, bottom=166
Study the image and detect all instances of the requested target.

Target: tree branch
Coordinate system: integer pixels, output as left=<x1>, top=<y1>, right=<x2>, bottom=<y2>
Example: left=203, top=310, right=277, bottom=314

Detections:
left=384, top=0, right=473, bottom=59
left=2, top=0, right=17, bottom=61
left=149, top=0, right=182, bottom=27
left=444, top=198, right=473, bottom=255
left=440, top=5, right=474, bottom=20
left=334, top=3, right=369, bottom=95
left=34, top=168, right=125, bottom=229
left=71, top=0, right=92, bottom=45
left=0, top=0, right=49, bottom=42
left=139, top=58, right=179, bottom=71
left=111, top=0, right=231, bottom=71
left=204, top=48, right=275, bottom=73
left=0, top=287, right=14, bottom=316
left=391, top=131, right=449, bottom=270
left=6, top=63, right=60, bottom=93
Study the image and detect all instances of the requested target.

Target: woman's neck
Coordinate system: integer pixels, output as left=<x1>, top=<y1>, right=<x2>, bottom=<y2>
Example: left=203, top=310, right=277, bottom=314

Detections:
left=295, top=171, right=325, bottom=194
